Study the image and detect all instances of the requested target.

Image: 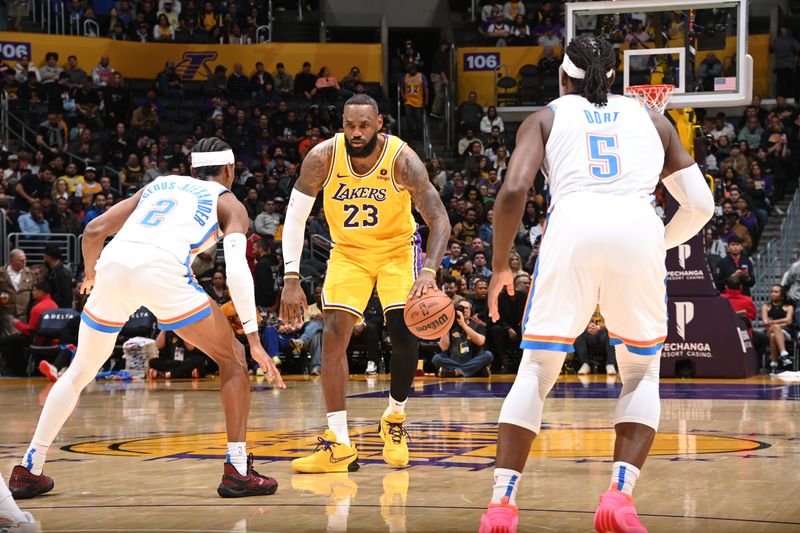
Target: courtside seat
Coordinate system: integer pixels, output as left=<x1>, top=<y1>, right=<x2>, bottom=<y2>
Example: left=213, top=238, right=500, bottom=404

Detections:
left=26, top=308, right=80, bottom=376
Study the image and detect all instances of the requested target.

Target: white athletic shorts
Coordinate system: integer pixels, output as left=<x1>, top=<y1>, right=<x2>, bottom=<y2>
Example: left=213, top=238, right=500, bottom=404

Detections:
left=81, top=240, right=212, bottom=334
left=521, top=192, right=667, bottom=356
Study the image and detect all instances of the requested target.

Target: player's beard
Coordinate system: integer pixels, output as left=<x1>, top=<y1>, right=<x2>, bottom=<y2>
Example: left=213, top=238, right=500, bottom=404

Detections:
left=344, top=133, right=378, bottom=158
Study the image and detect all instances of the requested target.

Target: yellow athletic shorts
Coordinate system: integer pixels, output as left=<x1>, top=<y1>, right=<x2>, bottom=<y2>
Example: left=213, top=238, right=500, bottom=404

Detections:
left=321, top=236, right=421, bottom=318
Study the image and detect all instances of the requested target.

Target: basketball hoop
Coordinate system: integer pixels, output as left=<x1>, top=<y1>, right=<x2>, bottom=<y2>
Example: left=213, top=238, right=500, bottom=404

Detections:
left=625, top=84, right=675, bottom=115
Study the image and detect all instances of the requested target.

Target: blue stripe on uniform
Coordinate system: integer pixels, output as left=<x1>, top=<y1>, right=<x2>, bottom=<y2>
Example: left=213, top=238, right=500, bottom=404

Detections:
left=183, top=222, right=221, bottom=293
left=624, top=343, right=664, bottom=356
left=520, top=340, right=575, bottom=353
left=520, top=212, right=552, bottom=332
left=616, top=465, right=627, bottom=491
left=81, top=311, right=124, bottom=333
left=156, top=305, right=212, bottom=331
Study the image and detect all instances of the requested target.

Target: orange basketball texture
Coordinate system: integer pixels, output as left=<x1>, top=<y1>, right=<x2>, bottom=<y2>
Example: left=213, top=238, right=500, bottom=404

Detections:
left=403, top=291, right=455, bottom=340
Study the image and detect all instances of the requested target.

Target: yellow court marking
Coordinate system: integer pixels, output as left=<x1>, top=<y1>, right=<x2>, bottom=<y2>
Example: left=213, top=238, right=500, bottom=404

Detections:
left=63, top=425, right=764, bottom=463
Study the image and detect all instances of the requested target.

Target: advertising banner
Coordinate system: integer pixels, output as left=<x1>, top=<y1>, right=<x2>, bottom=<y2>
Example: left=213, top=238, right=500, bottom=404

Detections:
left=0, top=32, right=383, bottom=83
left=662, top=173, right=758, bottom=378
left=661, top=296, right=758, bottom=378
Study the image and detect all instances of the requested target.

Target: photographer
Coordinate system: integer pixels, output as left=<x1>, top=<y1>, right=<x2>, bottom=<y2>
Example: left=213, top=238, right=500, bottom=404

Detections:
left=432, top=299, right=493, bottom=377
left=148, top=330, right=211, bottom=379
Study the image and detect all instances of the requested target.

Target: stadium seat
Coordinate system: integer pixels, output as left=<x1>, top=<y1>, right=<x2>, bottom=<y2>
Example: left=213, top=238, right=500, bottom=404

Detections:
left=497, top=76, right=519, bottom=106
left=25, top=308, right=80, bottom=376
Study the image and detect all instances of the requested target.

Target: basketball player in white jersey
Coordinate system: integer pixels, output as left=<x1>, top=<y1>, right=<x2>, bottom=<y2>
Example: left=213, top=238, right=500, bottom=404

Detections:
left=10, top=138, right=285, bottom=500
left=479, top=36, right=714, bottom=533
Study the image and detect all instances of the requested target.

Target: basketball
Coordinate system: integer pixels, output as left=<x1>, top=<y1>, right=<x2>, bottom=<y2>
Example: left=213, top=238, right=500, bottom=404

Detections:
left=403, top=290, right=455, bottom=340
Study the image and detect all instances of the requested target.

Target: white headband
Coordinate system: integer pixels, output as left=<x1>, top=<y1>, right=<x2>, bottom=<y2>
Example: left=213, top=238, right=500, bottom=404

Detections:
left=190, top=149, right=235, bottom=167
left=561, top=54, right=614, bottom=79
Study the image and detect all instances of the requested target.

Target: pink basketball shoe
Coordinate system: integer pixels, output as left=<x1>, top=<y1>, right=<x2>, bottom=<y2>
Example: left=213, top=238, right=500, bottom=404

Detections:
left=478, top=497, right=518, bottom=533
left=594, top=489, right=647, bottom=533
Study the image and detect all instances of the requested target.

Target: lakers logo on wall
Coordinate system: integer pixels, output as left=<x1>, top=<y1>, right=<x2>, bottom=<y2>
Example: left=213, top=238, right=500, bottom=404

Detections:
left=174, top=51, right=218, bottom=80
left=63, top=422, right=766, bottom=470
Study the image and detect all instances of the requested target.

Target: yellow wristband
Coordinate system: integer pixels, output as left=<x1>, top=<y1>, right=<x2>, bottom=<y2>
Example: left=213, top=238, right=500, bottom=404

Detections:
left=284, top=272, right=300, bottom=280
left=421, top=267, right=437, bottom=276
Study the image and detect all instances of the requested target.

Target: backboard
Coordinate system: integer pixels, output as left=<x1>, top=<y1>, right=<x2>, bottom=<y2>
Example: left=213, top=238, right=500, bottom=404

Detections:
left=565, top=0, right=752, bottom=109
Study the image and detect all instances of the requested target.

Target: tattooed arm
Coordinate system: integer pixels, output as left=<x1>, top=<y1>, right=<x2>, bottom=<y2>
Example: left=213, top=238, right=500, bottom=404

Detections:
left=279, top=139, right=332, bottom=327
left=293, top=139, right=333, bottom=196
left=395, top=145, right=451, bottom=299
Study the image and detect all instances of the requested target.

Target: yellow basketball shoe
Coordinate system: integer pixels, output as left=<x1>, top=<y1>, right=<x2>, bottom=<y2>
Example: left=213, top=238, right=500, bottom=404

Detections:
left=291, top=430, right=360, bottom=474
left=379, top=412, right=410, bottom=467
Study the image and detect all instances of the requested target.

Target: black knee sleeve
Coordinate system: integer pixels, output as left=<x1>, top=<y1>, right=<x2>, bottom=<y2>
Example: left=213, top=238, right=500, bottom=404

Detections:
left=385, top=309, right=420, bottom=402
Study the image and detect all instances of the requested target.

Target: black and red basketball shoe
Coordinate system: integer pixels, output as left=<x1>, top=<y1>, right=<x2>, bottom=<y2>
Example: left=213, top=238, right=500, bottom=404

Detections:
left=8, top=465, right=54, bottom=499
left=217, top=453, right=278, bottom=498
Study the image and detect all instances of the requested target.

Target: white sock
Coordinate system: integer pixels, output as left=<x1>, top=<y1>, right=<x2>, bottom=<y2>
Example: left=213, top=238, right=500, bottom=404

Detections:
left=384, top=395, right=407, bottom=416
left=490, top=468, right=521, bottom=505
left=21, top=440, right=49, bottom=476
left=780, top=350, right=789, bottom=356
left=327, top=410, right=351, bottom=446
left=226, top=442, right=248, bottom=476
left=24, top=325, right=118, bottom=476
left=0, top=473, right=27, bottom=523
left=610, top=461, right=640, bottom=495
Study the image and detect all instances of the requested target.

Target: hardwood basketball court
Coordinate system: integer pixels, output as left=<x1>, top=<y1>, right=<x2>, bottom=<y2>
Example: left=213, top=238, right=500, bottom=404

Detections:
left=2, top=374, right=799, bottom=532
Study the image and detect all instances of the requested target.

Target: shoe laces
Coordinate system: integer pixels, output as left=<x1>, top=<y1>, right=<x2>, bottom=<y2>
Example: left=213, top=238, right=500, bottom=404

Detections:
left=314, top=436, right=340, bottom=453
left=386, top=422, right=409, bottom=445
left=245, top=453, right=265, bottom=481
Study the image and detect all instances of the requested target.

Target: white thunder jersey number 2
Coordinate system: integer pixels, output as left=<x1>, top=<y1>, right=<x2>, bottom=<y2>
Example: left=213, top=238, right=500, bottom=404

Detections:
left=114, top=175, right=228, bottom=265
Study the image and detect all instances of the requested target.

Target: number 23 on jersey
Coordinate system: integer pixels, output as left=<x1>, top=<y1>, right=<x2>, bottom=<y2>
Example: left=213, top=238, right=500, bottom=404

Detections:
left=343, top=203, right=378, bottom=228
left=586, top=133, right=621, bottom=180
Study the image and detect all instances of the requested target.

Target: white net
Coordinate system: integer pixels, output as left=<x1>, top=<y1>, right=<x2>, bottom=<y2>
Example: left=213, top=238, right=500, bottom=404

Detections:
left=625, top=84, right=675, bottom=114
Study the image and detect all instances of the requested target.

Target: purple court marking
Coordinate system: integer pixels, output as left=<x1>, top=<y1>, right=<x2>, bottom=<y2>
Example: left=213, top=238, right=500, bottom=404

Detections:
left=350, top=381, right=800, bottom=400
left=60, top=420, right=771, bottom=471
left=20, top=502, right=800, bottom=527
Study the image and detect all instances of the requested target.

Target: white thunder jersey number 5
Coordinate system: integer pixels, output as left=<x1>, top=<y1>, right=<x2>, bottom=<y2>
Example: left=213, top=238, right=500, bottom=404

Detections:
left=543, top=94, right=664, bottom=208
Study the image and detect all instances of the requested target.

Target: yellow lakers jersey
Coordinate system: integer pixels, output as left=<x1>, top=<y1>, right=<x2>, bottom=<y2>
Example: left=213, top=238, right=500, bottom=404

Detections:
left=404, top=73, right=425, bottom=108
left=323, top=133, right=416, bottom=251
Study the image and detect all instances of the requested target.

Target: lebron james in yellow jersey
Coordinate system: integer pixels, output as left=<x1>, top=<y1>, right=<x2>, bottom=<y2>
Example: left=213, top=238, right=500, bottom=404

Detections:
left=281, top=95, right=451, bottom=472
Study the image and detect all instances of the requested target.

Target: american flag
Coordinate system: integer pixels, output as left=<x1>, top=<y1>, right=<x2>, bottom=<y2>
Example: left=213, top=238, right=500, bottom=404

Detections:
left=714, top=77, right=737, bottom=91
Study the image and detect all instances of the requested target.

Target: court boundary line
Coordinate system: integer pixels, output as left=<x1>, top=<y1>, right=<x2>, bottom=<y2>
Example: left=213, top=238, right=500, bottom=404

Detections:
left=21, top=502, right=800, bottom=527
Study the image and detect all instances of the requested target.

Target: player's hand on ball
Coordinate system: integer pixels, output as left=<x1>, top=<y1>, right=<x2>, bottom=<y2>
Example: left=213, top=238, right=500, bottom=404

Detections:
left=250, top=343, right=286, bottom=389
left=80, top=279, right=95, bottom=295
left=488, top=269, right=515, bottom=322
left=409, top=268, right=437, bottom=300
left=279, top=279, right=308, bottom=329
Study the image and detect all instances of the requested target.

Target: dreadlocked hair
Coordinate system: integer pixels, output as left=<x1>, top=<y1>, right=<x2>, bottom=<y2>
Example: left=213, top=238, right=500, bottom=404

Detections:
left=565, top=35, right=615, bottom=107
left=191, top=136, right=232, bottom=179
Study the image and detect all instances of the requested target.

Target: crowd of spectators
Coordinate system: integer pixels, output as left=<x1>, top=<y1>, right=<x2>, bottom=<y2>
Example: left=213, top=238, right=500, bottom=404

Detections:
left=1, top=29, right=799, bottom=376
left=0, top=45, right=388, bottom=376
left=35, top=0, right=273, bottom=44
left=474, top=1, right=750, bottom=99
left=478, top=0, right=564, bottom=47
